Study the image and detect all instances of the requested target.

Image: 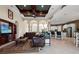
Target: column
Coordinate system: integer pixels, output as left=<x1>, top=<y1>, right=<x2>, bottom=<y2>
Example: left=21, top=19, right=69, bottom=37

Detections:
left=48, top=22, right=51, bottom=31
left=61, top=25, right=64, bottom=31
left=37, top=20, right=39, bottom=32
left=28, top=21, right=30, bottom=32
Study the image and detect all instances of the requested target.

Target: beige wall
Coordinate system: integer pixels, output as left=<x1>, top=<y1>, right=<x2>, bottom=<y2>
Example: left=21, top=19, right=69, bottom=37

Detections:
left=0, top=5, right=24, bottom=38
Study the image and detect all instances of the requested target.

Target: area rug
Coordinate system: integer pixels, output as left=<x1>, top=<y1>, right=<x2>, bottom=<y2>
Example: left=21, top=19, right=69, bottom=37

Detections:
left=0, top=40, right=39, bottom=54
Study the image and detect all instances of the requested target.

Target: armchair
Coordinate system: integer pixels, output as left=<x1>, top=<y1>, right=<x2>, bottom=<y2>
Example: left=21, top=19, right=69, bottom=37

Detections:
left=42, top=31, right=51, bottom=46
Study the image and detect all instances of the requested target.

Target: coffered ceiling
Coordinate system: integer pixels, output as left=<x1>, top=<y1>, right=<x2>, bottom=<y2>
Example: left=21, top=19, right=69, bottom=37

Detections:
left=16, top=5, right=51, bottom=17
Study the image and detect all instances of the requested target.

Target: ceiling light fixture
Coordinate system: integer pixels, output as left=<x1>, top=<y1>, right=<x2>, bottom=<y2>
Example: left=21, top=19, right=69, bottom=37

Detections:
left=32, top=14, right=34, bottom=16
left=41, top=5, right=44, bottom=8
left=24, top=5, right=26, bottom=7
left=32, top=14, right=35, bottom=16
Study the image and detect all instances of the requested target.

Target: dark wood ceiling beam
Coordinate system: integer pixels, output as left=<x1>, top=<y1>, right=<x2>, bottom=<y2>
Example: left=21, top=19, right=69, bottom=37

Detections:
left=20, top=9, right=32, bottom=12
left=31, top=5, right=37, bottom=15
left=36, top=10, right=48, bottom=12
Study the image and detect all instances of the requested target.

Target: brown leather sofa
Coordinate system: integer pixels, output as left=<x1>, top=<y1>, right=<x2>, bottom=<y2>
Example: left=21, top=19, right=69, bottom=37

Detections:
left=24, top=32, right=36, bottom=39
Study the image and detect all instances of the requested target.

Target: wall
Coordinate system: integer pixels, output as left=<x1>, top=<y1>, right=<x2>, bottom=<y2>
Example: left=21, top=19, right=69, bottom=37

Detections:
left=0, top=5, right=24, bottom=38
left=74, top=20, right=79, bottom=31
left=50, top=25, right=61, bottom=31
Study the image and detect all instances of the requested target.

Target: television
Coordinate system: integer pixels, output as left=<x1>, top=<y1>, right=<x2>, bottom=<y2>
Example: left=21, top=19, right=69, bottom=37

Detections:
left=0, top=22, right=12, bottom=34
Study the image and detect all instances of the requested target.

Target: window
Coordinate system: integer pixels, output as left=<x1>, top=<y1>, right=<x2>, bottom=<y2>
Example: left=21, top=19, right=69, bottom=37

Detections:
left=30, top=20, right=37, bottom=32
left=31, top=23, right=37, bottom=32
left=39, top=21, right=48, bottom=32
left=39, top=24, right=44, bottom=32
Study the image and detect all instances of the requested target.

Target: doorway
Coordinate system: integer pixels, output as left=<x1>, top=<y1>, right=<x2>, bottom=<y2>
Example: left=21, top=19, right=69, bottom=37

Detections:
left=67, top=27, right=72, bottom=37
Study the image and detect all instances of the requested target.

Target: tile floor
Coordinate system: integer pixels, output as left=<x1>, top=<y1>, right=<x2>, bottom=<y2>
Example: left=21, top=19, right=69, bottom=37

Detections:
left=35, top=38, right=79, bottom=54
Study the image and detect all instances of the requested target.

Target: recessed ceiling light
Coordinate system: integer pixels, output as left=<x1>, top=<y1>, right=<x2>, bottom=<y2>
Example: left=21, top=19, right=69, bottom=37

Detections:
left=32, top=14, right=35, bottom=16
left=41, top=5, right=44, bottom=8
left=24, top=5, right=27, bottom=7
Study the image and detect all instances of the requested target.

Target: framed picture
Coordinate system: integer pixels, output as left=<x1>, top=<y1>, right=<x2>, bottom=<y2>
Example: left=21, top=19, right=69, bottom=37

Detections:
left=8, top=9, right=13, bottom=19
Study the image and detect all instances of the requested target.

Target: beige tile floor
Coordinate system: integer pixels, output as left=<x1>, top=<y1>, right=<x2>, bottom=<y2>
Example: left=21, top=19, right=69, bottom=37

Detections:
left=35, top=38, right=79, bottom=54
